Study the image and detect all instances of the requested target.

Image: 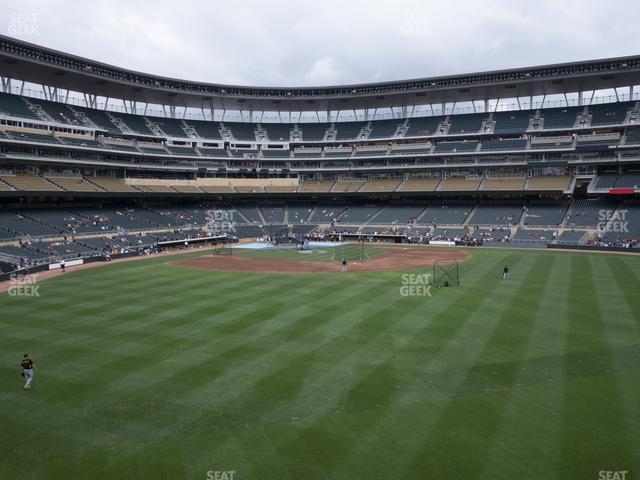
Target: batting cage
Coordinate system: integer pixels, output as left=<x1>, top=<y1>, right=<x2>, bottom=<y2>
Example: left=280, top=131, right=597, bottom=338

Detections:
left=432, top=261, right=460, bottom=287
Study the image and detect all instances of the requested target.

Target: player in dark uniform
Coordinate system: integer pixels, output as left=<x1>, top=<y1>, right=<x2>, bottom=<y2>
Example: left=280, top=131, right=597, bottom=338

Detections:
left=21, top=353, right=37, bottom=389
left=503, top=264, right=509, bottom=280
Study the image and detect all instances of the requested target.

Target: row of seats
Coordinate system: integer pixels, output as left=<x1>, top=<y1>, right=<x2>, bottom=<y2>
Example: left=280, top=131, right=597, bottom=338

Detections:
left=1, top=201, right=624, bottom=240
left=0, top=174, right=573, bottom=193
left=2, top=92, right=637, bottom=140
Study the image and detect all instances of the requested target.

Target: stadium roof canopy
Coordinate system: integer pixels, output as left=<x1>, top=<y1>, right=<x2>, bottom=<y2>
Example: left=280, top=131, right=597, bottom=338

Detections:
left=1, top=34, right=640, bottom=113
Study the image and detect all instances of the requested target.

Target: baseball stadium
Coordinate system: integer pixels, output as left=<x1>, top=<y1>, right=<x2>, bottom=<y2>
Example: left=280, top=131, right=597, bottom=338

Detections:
left=1, top=10, right=640, bottom=479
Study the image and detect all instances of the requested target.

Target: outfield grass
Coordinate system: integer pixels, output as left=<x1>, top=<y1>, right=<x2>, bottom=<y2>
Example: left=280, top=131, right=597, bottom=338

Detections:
left=1, top=248, right=639, bottom=479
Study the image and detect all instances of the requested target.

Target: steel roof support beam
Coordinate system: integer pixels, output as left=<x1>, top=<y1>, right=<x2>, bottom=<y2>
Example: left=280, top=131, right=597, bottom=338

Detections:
left=0, top=76, right=10, bottom=93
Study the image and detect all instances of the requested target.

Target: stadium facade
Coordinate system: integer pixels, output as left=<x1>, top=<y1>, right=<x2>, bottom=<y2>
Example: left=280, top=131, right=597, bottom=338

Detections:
left=0, top=34, right=640, bottom=270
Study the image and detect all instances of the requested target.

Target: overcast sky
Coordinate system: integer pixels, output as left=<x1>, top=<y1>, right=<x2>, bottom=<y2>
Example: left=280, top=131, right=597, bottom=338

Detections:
left=3, top=0, right=640, bottom=88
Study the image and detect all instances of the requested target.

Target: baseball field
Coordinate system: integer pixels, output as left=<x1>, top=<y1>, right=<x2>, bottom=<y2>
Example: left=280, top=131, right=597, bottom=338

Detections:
left=1, top=245, right=639, bottom=479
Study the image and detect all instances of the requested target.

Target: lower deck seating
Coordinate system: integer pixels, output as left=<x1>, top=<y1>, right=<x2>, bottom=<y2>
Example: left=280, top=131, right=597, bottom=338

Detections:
left=469, top=206, right=524, bottom=226
left=565, top=199, right=614, bottom=227
left=555, top=230, right=586, bottom=245
left=419, top=205, right=472, bottom=225
left=523, top=205, right=568, bottom=226
left=337, top=205, right=381, bottom=223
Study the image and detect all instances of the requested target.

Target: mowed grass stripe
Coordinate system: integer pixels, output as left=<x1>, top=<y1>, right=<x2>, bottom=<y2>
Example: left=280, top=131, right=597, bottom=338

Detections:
left=481, top=254, right=571, bottom=479
left=559, top=255, right=634, bottom=479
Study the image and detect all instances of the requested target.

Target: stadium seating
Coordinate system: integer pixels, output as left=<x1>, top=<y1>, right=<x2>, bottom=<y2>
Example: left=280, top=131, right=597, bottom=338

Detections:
left=87, top=177, right=141, bottom=193
left=419, top=204, right=472, bottom=225
left=259, top=206, right=286, bottom=223
left=397, top=178, right=440, bottom=192
left=24, top=97, right=81, bottom=125
left=332, top=181, right=365, bottom=192
left=438, top=178, right=481, bottom=191
left=337, top=205, right=381, bottom=223
left=293, top=147, right=322, bottom=158
left=594, top=174, right=619, bottom=189
left=447, top=113, right=486, bottom=134
left=405, top=116, right=445, bottom=137
left=481, top=138, right=527, bottom=151
left=298, top=181, right=335, bottom=192
left=555, top=230, right=586, bottom=245
left=565, top=199, right=614, bottom=227
left=308, top=205, right=347, bottom=223
left=512, top=229, right=554, bottom=243
left=589, top=101, right=633, bottom=126
left=0, top=212, right=62, bottom=237
left=432, top=227, right=468, bottom=239
left=359, top=179, right=401, bottom=192
left=493, top=111, right=532, bottom=134
left=527, top=176, right=571, bottom=191
left=6, top=130, right=61, bottom=145
left=481, top=178, right=526, bottom=191
left=469, top=205, right=524, bottom=226
left=47, top=177, right=105, bottom=192
left=235, top=206, right=263, bottom=223
left=368, top=119, right=402, bottom=139
left=522, top=205, right=568, bottom=226
left=541, top=106, right=580, bottom=129
left=335, top=122, right=366, bottom=140
left=625, top=128, right=640, bottom=144
left=0, top=92, right=40, bottom=120
left=154, top=117, right=190, bottom=138
left=287, top=205, right=315, bottom=223
left=224, top=122, right=258, bottom=141
left=614, top=173, right=640, bottom=188
left=370, top=205, right=425, bottom=224
left=72, top=105, right=120, bottom=133
left=189, top=120, right=222, bottom=140
left=263, top=123, right=292, bottom=142
left=261, top=149, right=291, bottom=158
left=0, top=174, right=62, bottom=191
left=299, top=123, right=330, bottom=141
left=434, top=140, right=479, bottom=153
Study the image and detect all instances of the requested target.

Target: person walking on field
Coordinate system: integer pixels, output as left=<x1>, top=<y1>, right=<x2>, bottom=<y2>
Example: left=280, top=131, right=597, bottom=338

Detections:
left=341, top=258, right=348, bottom=272
left=21, top=353, right=37, bottom=390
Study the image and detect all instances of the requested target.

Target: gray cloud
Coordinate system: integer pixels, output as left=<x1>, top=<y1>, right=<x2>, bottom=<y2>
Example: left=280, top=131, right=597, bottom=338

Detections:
left=3, top=0, right=640, bottom=87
